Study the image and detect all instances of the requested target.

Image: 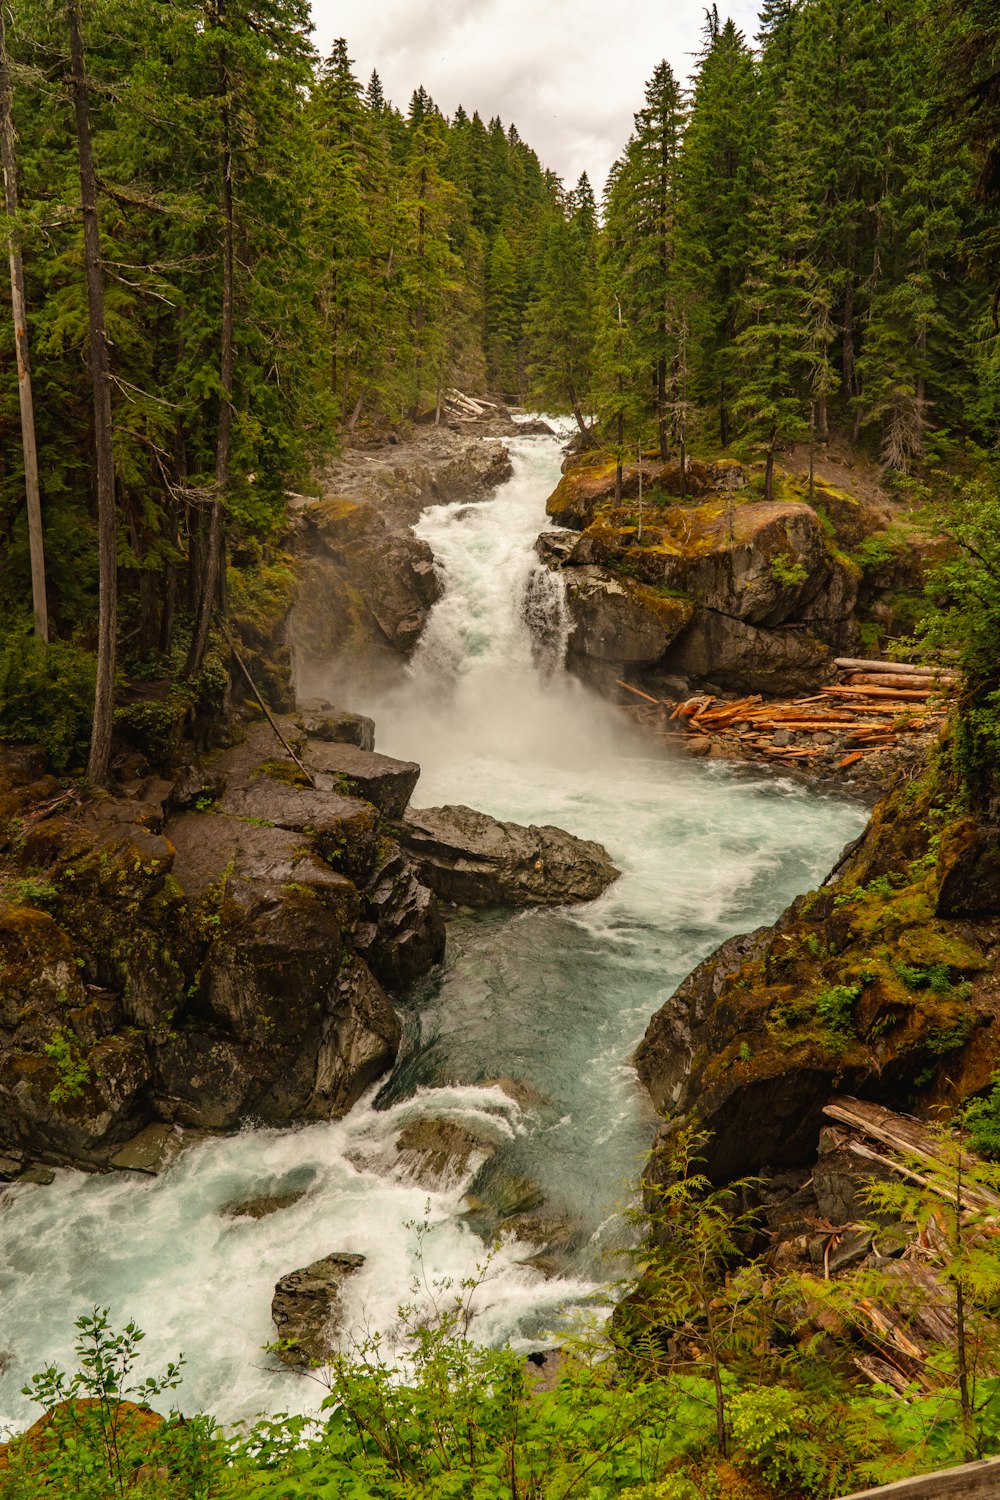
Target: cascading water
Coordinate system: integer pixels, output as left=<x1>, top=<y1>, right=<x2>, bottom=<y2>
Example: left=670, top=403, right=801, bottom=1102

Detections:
left=0, top=424, right=868, bottom=1434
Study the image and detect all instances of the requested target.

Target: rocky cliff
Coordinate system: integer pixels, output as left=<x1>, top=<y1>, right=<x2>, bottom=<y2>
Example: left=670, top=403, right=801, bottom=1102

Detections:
left=634, top=755, right=1000, bottom=1185
left=536, top=447, right=933, bottom=700
left=291, top=429, right=513, bottom=698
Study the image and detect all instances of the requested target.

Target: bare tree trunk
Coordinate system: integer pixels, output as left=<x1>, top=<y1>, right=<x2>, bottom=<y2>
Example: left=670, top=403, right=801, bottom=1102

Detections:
left=69, top=0, right=116, bottom=786
left=0, top=9, right=47, bottom=642
left=656, top=351, right=668, bottom=460
left=719, top=380, right=729, bottom=450
left=764, top=441, right=775, bottom=502
left=186, top=37, right=234, bottom=678
left=808, top=401, right=816, bottom=506
left=816, top=391, right=829, bottom=445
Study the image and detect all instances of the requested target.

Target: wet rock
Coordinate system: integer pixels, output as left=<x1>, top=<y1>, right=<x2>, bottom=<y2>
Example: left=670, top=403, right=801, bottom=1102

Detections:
left=563, top=568, right=694, bottom=670
left=20, top=1165, right=56, bottom=1186
left=271, top=1252, right=365, bottom=1369
left=110, top=1123, right=188, bottom=1175
left=292, top=431, right=513, bottom=694
left=297, top=709, right=375, bottom=752
left=352, top=846, right=446, bottom=993
left=464, top=1163, right=545, bottom=1234
left=394, top=805, right=619, bottom=909
left=303, top=742, right=420, bottom=820
left=393, top=1118, right=497, bottom=1189
left=0, top=1153, right=24, bottom=1180
left=221, top=1188, right=308, bottom=1219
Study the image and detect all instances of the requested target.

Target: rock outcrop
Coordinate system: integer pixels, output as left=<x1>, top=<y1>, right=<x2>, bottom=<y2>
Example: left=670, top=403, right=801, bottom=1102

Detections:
left=0, top=718, right=444, bottom=1169
left=292, top=430, right=514, bottom=696
left=538, top=457, right=861, bottom=696
left=393, top=804, right=620, bottom=908
left=635, top=767, right=1000, bottom=1184
left=270, top=1252, right=365, bottom=1369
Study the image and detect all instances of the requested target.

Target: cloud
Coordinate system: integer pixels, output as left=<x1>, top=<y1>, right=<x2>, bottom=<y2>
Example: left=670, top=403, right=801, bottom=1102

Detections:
left=310, top=0, right=763, bottom=191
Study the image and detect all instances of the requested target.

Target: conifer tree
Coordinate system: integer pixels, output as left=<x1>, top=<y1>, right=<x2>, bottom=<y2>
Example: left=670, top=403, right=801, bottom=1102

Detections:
left=0, top=5, right=46, bottom=641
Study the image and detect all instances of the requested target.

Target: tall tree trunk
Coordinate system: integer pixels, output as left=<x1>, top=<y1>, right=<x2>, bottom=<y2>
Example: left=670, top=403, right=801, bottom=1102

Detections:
left=0, top=10, right=48, bottom=642
left=719, top=380, right=729, bottom=450
left=69, top=0, right=116, bottom=786
left=763, top=440, right=775, bottom=502
left=186, top=42, right=234, bottom=679
left=656, top=351, right=668, bottom=460
left=817, top=390, right=829, bottom=444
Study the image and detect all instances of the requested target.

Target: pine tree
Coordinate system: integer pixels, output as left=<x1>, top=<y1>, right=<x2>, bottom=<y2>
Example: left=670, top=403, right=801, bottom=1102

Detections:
left=680, top=18, right=757, bottom=447
left=0, top=5, right=46, bottom=641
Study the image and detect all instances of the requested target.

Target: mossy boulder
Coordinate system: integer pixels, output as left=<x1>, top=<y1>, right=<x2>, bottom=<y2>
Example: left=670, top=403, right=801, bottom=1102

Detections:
left=635, top=768, right=1000, bottom=1182
left=0, top=716, right=443, bottom=1165
left=541, top=462, right=859, bottom=693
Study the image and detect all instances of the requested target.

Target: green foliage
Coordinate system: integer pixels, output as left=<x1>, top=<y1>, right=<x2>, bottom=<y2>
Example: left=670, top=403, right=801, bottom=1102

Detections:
left=769, top=552, right=809, bottom=587
left=728, top=1386, right=828, bottom=1494
left=43, top=1028, right=91, bottom=1104
left=815, top=983, right=862, bottom=1040
left=0, top=634, right=96, bottom=769
left=963, top=1075, right=1000, bottom=1159
left=2, top=1308, right=219, bottom=1500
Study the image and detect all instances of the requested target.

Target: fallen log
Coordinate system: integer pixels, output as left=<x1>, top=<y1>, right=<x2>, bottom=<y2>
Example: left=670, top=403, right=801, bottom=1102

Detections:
left=616, top=679, right=662, bottom=706
left=833, top=657, right=957, bottom=678
left=822, top=686, right=932, bottom=701
left=845, top=673, right=954, bottom=692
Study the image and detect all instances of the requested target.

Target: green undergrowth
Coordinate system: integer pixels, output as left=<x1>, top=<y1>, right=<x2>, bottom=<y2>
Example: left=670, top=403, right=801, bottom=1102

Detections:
left=6, top=1149, right=1000, bottom=1500
left=707, top=757, right=993, bottom=1084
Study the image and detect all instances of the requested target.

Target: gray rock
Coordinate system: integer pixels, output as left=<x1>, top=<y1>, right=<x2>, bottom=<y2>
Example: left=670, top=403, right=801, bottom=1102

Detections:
left=297, top=711, right=375, bottom=752
left=110, top=1123, right=188, bottom=1175
left=395, top=804, right=619, bottom=908
left=271, top=1252, right=365, bottom=1369
left=304, top=742, right=420, bottom=820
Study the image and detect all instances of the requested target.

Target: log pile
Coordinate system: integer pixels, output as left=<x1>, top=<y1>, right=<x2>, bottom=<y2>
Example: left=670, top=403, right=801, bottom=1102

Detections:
left=619, top=657, right=957, bottom=775
left=800, top=1098, right=1000, bottom=1399
left=440, top=388, right=504, bottom=422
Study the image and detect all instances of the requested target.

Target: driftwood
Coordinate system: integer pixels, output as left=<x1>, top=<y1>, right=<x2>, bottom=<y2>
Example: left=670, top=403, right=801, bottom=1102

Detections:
left=835, top=1454, right=1000, bottom=1498
left=644, top=657, right=956, bottom=768
left=833, top=657, right=958, bottom=679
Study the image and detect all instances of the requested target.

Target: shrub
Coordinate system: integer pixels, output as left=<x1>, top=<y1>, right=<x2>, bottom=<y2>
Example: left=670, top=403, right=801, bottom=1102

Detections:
left=0, top=632, right=96, bottom=770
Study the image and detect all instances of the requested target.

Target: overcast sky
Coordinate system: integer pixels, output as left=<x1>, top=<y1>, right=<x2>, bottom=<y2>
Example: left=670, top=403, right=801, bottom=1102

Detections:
left=310, top=1, right=764, bottom=194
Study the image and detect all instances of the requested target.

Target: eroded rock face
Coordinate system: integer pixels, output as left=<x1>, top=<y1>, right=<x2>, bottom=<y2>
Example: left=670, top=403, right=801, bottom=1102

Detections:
left=394, top=804, right=620, bottom=908
left=292, top=432, right=514, bottom=695
left=635, top=772, right=1000, bottom=1184
left=271, top=1253, right=365, bottom=1369
left=538, top=456, right=860, bottom=696
left=0, top=718, right=438, bottom=1165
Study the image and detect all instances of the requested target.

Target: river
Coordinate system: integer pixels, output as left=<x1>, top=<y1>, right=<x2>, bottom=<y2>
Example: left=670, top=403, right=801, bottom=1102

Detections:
left=0, top=425, right=867, bottom=1433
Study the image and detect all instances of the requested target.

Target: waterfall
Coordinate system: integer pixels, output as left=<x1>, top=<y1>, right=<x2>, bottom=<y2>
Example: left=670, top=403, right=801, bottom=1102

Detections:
left=0, top=425, right=868, bottom=1435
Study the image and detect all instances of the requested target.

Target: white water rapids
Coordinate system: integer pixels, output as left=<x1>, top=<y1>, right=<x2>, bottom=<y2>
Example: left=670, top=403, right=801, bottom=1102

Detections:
left=0, top=425, right=868, bottom=1433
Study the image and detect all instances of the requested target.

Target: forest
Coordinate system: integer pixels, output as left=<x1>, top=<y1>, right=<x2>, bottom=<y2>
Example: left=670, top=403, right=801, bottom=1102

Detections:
left=4, top=0, right=1000, bottom=1496
left=1, top=0, right=998, bottom=787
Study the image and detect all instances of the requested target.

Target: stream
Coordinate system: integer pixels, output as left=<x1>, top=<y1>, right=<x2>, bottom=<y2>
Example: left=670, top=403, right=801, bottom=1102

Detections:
left=0, top=425, right=868, bottom=1433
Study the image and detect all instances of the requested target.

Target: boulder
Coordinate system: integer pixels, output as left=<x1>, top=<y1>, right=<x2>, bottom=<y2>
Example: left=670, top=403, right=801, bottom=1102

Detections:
left=563, top=568, right=694, bottom=669
left=392, top=1117, right=497, bottom=1189
left=296, top=709, right=375, bottom=752
left=303, top=741, right=420, bottom=820
left=539, top=474, right=861, bottom=694
left=394, top=804, right=619, bottom=908
left=635, top=778, right=996, bottom=1185
left=292, top=432, right=513, bottom=693
left=221, top=1187, right=308, bottom=1219
left=271, top=1252, right=365, bottom=1369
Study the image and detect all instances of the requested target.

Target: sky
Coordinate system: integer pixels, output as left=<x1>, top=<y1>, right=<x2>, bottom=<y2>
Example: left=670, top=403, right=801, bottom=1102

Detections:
left=309, top=0, right=764, bottom=194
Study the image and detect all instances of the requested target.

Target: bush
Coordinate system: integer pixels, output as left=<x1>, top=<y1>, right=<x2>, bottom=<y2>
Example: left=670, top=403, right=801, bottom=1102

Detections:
left=0, top=632, right=96, bottom=770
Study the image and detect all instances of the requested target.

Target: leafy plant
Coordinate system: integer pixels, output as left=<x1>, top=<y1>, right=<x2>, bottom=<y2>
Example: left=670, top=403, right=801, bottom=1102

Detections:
left=44, top=1028, right=90, bottom=1104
